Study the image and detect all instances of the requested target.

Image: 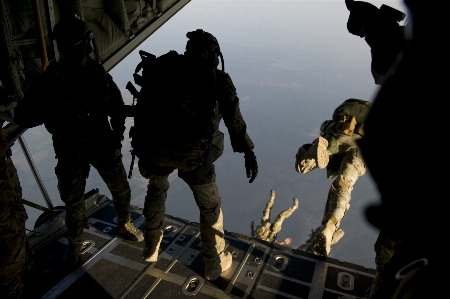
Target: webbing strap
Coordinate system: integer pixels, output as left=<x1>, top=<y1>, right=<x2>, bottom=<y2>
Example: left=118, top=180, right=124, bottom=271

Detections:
left=128, top=150, right=136, bottom=179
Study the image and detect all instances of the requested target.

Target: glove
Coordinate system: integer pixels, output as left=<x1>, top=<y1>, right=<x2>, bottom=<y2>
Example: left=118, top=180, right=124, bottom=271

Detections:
left=295, top=143, right=312, bottom=173
left=244, top=150, right=258, bottom=183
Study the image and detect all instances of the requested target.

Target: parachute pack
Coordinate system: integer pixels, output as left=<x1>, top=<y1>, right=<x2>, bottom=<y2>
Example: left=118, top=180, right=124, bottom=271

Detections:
left=326, top=98, right=372, bottom=137
left=322, top=98, right=372, bottom=179
left=126, top=50, right=221, bottom=178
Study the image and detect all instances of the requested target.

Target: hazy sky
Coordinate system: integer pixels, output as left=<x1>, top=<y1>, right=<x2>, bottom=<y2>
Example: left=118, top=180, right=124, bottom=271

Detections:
left=12, top=0, right=408, bottom=269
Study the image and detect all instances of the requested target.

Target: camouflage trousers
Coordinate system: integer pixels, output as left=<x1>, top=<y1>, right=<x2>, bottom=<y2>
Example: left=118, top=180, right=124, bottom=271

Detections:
left=55, top=153, right=132, bottom=243
left=0, top=159, right=30, bottom=299
left=297, top=134, right=366, bottom=250
left=255, top=193, right=297, bottom=243
left=320, top=151, right=366, bottom=232
left=138, top=145, right=225, bottom=260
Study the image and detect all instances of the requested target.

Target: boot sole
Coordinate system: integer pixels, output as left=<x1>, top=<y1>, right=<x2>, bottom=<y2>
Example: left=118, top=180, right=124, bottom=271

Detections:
left=313, top=232, right=330, bottom=256
left=315, top=137, right=329, bottom=169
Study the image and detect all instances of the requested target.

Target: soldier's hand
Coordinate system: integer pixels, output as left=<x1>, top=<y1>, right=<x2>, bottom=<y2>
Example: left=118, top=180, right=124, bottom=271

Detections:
left=244, top=149, right=258, bottom=183
left=283, top=237, right=292, bottom=245
left=115, top=149, right=122, bottom=158
left=0, top=140, right=10, bottom=158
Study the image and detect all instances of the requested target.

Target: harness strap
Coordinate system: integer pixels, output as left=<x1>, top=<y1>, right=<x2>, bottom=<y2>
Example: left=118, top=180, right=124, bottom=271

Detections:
left=128, top=150, right=136, bottom=179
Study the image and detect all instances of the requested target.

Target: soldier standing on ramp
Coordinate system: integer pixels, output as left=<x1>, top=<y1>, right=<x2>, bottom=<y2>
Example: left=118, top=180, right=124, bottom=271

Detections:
left=296, top=99, right=371, bottom=256
left=12, top=14, right=144, bottom=268
left=251, top=190, right=298, bottom=246
left=129, top=29, right=258, bottom=282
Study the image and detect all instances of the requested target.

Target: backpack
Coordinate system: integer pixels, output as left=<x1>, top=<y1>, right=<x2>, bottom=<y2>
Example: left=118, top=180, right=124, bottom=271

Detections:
left=327, top=98, right=372, bottom=137
left=39, top=60, right=111, bottom=140
left=126, top=50, right=219, bottom=177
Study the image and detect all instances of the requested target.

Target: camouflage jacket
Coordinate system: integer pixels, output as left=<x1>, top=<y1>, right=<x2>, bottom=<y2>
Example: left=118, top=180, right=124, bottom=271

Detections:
left=13, top=58, right=125, bottom=147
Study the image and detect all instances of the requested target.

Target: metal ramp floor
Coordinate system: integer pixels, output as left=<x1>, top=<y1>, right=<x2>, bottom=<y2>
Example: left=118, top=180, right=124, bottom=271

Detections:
left=23, top=193, right=375, bottom=299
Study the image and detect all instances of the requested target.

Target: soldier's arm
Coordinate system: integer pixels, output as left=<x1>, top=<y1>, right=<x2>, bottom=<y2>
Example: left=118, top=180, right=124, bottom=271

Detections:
left=216, top=71, right=254, bottom=153
left=106, top=75, right=126, bottom=145
left=0, top=127, right=10, bottom=158
left=12, top=72, right=50, bottom=128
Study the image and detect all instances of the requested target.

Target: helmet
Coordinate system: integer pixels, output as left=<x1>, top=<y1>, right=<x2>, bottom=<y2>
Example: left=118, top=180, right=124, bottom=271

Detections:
left=185, top=29, right=224, bottom=71
left=52, top=14, right=94, bottom=60
left=345, top=1, right=379, bottom=37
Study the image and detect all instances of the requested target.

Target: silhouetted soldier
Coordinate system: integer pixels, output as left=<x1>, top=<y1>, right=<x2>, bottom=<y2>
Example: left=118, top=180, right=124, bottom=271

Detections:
left=131, top=29, right=258, bottom=281
left=340, top=0, right=445, bottom=298
left=345, top=0, right=406, bottom=85
left=13, top=15, right=143, bottom=268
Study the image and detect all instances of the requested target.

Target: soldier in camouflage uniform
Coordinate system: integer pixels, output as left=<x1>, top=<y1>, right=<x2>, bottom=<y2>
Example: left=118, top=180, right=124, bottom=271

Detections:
left=251, top=190, right=298, bottom=245
left=296, top=99, right=371, bottom=256
left=0, top=126, right=31, bottom=298
left=135, top=29, right=258, bottom=282
left=13, top=15, right=143, bottom=267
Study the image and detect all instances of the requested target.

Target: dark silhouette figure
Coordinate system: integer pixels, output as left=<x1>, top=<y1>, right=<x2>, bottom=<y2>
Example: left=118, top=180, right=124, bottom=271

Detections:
left=345, top=0, right=406, bottom=85
left=346, top=0, right=446, bottom=298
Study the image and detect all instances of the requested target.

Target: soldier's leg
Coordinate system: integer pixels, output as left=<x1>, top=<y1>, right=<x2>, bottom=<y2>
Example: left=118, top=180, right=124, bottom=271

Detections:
left=267, top=197, right=299, bottom=242
left=55, top=157, right=90, bottom=266
left=185, top=165, right=231, bottom=280
left=55, top=157, right=89, bottom=243
left=313, top=151, right=366, bottom=256
left=138, top=158, right=173, bottom=262
left=0, top=159, right=30, bottom=299
left=179, top=145, right=230, bottom=281
left=93, top=157, right=143, bottom=242
left=183, top=164, right=225, bottom=259
left=261, top=190, right=275, bottom=223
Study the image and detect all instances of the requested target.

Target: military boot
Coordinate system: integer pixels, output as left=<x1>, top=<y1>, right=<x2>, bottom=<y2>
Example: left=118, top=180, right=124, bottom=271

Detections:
left=295, top=136, right=329, bottom=174
left=204, top=251, right=233, bottom=281
left=117, top=219, right=144, bottom=242
left=292, top=197, right=299, bottom=210
left=142, top=233, right=163, bottom=262
left=331, top=228, right=344, bottom=245
left=63, top=241, right=84, bottom=267
left=313, top=219, right=339, bottom=256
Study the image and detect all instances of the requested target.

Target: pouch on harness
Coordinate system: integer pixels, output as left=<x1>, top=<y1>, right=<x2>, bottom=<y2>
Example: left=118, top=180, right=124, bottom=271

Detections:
left=126, top=50, right=219, bottom=178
